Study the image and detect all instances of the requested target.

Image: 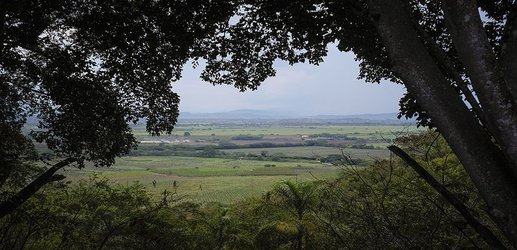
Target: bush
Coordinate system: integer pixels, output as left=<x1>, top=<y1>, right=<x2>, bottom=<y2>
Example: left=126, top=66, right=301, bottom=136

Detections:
left=231, top=134, right=263, bottom=140
left=350, top=144, right=375, bottom=149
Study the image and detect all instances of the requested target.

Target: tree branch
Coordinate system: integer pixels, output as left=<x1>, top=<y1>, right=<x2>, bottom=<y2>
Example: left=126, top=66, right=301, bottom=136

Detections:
left=411, top=23, right=490, bottom=130
left=388, top=145, right=505, bottom=249
left=0, top=158, right=14, bottom=188
left=0, top=157, right=76, bottom=219
left=0, top=0, right=6, bottom=54
left=499, top=2, right=517, bottom=99
left=426, top=197, right=482, bottom=249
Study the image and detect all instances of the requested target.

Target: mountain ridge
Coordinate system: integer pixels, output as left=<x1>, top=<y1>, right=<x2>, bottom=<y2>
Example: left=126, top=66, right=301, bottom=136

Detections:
left=179, top=109, right=401, bottom=120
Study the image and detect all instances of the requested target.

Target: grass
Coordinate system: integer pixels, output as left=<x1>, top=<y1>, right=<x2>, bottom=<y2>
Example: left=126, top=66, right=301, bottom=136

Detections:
left=61, top=123, right=420, bottom=204
left=63, top=156, right=340, bottom=204
left=133, top=125, right=422, bottom=140
left=222, top=146, right=390, bottom=159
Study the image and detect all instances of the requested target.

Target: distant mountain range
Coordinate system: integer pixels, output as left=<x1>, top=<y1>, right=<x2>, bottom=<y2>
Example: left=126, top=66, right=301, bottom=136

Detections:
left=178, top=109, right=292, bottom=119
left=303, top=113, right=401, bottom=120
left=25, top=110, right=412, bottom=127
left=179, top=109, right=403, bottom=121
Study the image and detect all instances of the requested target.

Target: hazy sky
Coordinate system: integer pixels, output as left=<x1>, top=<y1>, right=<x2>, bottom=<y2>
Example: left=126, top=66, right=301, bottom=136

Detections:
left=172, top=45, right=406, bottom=116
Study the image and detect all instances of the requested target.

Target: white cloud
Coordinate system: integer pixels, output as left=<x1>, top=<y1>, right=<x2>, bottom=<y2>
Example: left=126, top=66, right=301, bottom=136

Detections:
left=172, top=46, right=405, bottom=115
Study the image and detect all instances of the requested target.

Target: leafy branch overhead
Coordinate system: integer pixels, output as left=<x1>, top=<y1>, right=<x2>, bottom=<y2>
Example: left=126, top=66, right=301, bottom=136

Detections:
left=1, top=0, right=236, bottom=166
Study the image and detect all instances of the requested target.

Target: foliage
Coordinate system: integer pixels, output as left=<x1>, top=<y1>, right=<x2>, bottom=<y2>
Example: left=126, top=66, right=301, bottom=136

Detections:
left=0, top=124, right=40, bottom=189
left=0, top=175, right=217, bottom=249
left=3, top=0, right=517, bottom=244
left=231, top=134, right=264, bottom=140
left=191, top=0, right=517, bottom=243
left=314, top=132, right=504, bottom=248
left=1, top=133, right=506, bottom=249
left=0, top=0, right=235, bottom=166
left=350, top=144, right=375, bottom=149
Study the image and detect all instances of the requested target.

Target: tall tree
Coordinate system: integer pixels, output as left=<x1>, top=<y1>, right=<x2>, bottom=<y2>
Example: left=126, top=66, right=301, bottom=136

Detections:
left=0, top=0, right=236, bottom=217
left=192, top=0, right=517, bottom=245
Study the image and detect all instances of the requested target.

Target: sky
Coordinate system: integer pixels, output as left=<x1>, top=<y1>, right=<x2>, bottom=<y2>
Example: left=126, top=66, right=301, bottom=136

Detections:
left=172, top=45, right=406, bottom=116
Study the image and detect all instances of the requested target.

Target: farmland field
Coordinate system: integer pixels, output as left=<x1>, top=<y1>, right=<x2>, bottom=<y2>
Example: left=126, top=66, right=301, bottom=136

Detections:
left=63, top=118, right=422, bottom=203
left=65, top=156, right=338, bottom=204
left=221, top=146, right=390, bottom=159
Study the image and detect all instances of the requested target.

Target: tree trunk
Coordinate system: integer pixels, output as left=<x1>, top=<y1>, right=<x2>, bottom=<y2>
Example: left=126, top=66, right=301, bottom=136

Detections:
left=441, top=0, right=517, bottom=179
left=500, top=2, right=517, bottom=99
left=0, top=157, right=13, bottom=188
left=366, top=0, right=517, bottom=246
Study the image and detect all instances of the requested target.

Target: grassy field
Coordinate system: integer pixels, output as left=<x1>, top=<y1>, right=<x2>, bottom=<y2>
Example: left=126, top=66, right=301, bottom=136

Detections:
left=62, top=122, right=421, bottom=204
left=64, top=156, right=340, bottom=204
left=221, top=146, right=390, bottom=159
left=134, top=124, right=421, bottom=140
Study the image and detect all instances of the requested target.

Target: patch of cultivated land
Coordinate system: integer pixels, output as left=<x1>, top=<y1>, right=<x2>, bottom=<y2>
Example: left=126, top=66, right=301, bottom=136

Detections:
left=64, top=156, right=338, bottom=204
left=64, top=121, right=422, bottom=203
left=135, top=125, right=417, bottom=140
left=221, top=146, right=390, bottom=159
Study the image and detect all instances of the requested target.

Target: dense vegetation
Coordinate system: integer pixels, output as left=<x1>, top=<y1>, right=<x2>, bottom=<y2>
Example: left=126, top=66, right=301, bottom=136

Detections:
left=1, top=133, right=507, bottom=249
left=2, top=0, right=517, bottom=247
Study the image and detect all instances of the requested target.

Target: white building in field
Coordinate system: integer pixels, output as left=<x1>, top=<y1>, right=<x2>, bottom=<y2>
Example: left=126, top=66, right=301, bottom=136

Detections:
left=140, top=140, right=162, bottom=144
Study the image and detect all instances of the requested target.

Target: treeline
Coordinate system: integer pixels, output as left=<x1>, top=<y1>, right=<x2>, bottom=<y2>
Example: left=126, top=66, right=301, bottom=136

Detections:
left=129, top=145, right=368, bottom=165
left=128, top=142, right=330, bottom=157
left=130, top=142, right=316, bottom=153
left=130, top=139, right=379, bottom=155
left=175, top=119, right=409, bottom=127
left=0, top=133, right=507, bottom=249
left=307, top=133, right=358, bottom=140
left=129, top=142, right=378, bottom=165
left=231, top=134, right=264, bottom=140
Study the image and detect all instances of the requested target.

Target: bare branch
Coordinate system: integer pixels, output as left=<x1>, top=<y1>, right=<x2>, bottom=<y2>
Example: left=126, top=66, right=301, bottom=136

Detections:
left=388, top=145, right=505, bottom=249
left=0, top=157, right=76, bottom=219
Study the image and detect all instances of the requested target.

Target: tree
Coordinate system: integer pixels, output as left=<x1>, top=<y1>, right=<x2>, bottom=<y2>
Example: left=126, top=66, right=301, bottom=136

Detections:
left=3, top=0, right=517, bottom=246
left=0, top=0, right=236, bottom=218
left=0, top=175, right=200, bottom=249
left=188, top=0, right=517, bottom=245
left=314, top=132, right=505, bottom=248
left=264, top=181, right=319, bottom=250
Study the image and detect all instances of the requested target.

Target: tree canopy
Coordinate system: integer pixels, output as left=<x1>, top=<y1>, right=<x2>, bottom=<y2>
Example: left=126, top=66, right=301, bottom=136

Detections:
left=0, top=0, right=237, bottom=167
left=2, top=0, right=517, bottom=246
